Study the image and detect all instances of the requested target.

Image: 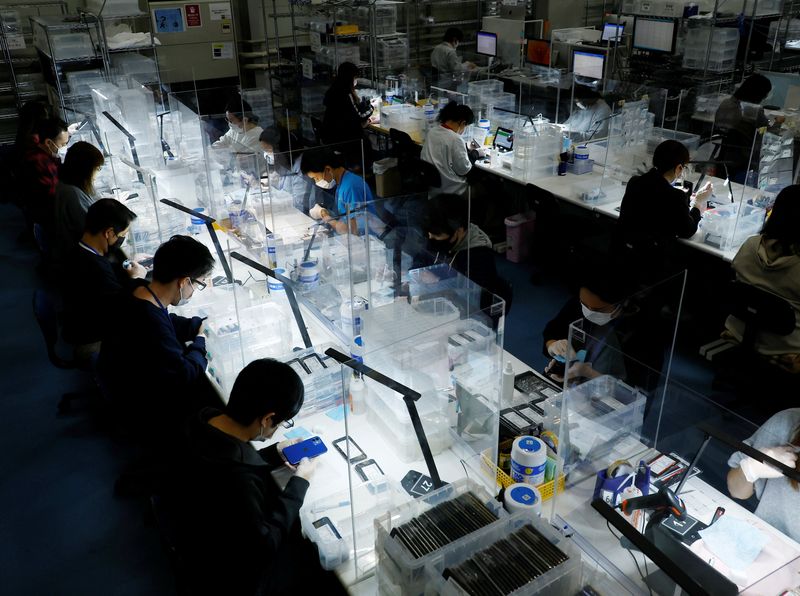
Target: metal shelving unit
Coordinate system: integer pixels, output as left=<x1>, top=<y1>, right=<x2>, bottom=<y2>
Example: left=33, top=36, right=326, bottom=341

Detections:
left=0, top=1, right=67, bottom=143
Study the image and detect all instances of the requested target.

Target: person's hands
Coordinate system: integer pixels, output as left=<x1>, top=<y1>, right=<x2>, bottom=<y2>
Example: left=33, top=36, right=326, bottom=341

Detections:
left=739, top=445, right=797, bottom=482
left=546, top=339, right=574, bottom=360
left=127, top=261, right=147, bottom=279
left=294, top=457, right=317, bottom=482
left=309, top=203, right=325, bottom=220
left=775, top=115, right=786, bottom=125
left=565, top=361, right=599, bottom=381
left=277, top=437, right=302, bottom=464
left=465, top=61, right=477, bottom=70
left=195, top=333, right=206, bottom=341
left=692, top=182, right=713, bottom=209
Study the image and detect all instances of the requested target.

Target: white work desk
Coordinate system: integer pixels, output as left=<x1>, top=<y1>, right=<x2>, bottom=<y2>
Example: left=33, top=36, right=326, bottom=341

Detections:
left=474, top=159, right=748, bottom=262
left=555, top=445, right=800, bottom=595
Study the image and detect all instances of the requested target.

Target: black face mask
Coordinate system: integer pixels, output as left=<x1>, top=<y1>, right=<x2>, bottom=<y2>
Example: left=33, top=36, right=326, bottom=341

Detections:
left=111, top=235, right=126, bottom=249
left=427, top=236, right=453, bottom=255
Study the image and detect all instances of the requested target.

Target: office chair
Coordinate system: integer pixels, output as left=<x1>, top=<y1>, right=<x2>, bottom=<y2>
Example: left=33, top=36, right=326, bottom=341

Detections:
left=703, top=281, right=797, bottom=402
left=32, top=289, right=97, bottom=413
left=389, top=127, right=421, bottom=159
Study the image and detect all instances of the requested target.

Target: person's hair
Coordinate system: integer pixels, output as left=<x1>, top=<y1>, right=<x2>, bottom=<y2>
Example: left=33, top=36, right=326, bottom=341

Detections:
left=60, top=141, right=104, bottom=195
left=37, top=117, right=68, bottom=144
left=575, top=85, right=602, bottom=102
left=424, top=194, right=469, bottom=236
left=761, top=184, right=800, bottom=256
left=791, top=425, right=800, bottom=490
left=437, top=102, right=475, bottom=126
left=225, top=96, right=257, bottom=123
left=734, top=73, right=772, bottom=104
left=300, top=148, right=345, bottom=175
left=652, top=140, right=690, bottom=174
left=580, top=266, right=631, bottom=306
left=84, top=198, right=137, bottom=235
left=225, top=358, right=304, bottom=426
left=259, top=127, right=281, bottom=148
left=16, top=100, right=50, bottom=149
left=444, top=28, right=464, bottom=43
left=332, top=62, right=359, bottom=93
left=151, top=235, right=215, bottom=283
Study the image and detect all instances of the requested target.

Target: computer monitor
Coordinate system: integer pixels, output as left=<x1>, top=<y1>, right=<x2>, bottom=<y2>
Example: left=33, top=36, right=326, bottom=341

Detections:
left=633, top=17, right=676, bottom=53
left=573, top=50, right=605, bottom=79
left=602, top=22, right=625, bottom=43
left=526, top=39, right=551, bottom=66
left=476, top=31, right=498, bottom=57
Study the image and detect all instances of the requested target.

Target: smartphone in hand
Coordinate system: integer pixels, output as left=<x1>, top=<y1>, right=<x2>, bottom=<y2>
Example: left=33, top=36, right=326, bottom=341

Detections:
left=281, top=436, right=328, bottom=466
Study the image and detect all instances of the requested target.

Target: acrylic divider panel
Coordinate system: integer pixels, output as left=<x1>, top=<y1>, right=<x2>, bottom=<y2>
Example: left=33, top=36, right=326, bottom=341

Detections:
left=550, top=317, right=800, bottom=595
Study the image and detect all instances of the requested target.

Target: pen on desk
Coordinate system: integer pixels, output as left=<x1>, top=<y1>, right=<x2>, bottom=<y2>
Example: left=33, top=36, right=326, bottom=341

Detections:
left=711, top=507, right=725, bottom=525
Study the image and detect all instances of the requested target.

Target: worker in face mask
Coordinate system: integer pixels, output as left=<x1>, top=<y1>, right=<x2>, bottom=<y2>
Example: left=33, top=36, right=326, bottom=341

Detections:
left=212, top=96, right=264, bottom=153
left=542, top=269, right=633, bottom=386
left=301, top=148, right=384, bottom=236
left=561, top=86, right=612, bottom=140
left=97, top=235, right=219, bottom=476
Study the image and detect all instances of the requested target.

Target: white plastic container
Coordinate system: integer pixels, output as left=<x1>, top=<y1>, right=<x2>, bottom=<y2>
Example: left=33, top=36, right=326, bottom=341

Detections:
left=511, top=436, right=547, bottom=485
left=504, top=483, right=542, bottom=516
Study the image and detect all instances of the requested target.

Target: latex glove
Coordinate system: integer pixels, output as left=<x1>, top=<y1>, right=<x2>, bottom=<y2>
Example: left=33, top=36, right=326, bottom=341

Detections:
left=277, top=438, right=302, bottom=464
left=309, top=203, right=325, bottom=220
left=294, top=457, right=317, bottom=482
left=694, top=182, right=713, bottom=204
left=127, top=262, right=147, bottom=279
left=740, top=445, right=797, bottom=482
left=547, top=339, right=574, bottom=360
left=565, top=361, right=599, bottom=381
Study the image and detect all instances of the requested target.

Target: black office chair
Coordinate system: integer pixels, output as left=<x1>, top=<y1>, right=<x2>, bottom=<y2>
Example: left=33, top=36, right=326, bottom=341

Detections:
left=708, top=280, right=797, bottom=400
left=389, top=127, right=421, bottom=160
left=32, top=289, right=96, bottom=413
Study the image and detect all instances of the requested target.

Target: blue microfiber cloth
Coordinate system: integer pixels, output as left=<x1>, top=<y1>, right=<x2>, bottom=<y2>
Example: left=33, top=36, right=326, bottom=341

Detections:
left=325, top=404, right=346, bottom=421
left=284, top=427, right=312, bottom=440
left=698, top=516, right=768, bottom=570
left=553, top=349, right=587, bottom=363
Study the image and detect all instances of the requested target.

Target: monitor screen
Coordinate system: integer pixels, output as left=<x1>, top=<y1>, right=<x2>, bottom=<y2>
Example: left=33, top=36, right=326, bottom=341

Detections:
left=526, top=39, right=551, bottom=66
left=494, top=127, right=513, bottom=150
left=633, top=17, right=675, bottom=53
left=573, top=51, right=605, bottom=79
left=476, top=31, right=498, bottom=57
left=602, top=22, right=625, bottom=42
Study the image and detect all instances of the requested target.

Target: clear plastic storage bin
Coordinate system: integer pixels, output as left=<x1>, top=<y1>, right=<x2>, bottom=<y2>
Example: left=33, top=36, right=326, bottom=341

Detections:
left=701, top=202, right=766, bottom=251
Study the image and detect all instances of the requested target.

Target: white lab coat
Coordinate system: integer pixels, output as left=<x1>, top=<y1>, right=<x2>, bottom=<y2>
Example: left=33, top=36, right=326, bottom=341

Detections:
left=212, top=125, right=264, bottom=153
left=421, top=124, right=472, bottom=196
left=563, top=99, right=611, bottom=139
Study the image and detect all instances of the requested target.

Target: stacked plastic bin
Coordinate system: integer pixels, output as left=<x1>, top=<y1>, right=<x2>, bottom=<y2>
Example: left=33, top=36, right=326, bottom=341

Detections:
left=351, top=3, right=397, bottom=35
left=375, top=36, right=409, bottom=68
left=375, top=479, right=581, bottom=595
left=682, top=27, right=739, bottom=72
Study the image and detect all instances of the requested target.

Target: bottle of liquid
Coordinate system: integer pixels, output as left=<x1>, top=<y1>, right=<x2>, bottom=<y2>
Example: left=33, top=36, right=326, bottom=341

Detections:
left=502, top=361, right=515, bottom=402
left=349, top=374, right=367, bottom=415
left=423, top=100, right=436, bottom=130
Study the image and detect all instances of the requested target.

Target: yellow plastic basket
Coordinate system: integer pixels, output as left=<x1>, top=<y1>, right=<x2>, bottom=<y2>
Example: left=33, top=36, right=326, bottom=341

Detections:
left=481, top=451, right=565, bottom=502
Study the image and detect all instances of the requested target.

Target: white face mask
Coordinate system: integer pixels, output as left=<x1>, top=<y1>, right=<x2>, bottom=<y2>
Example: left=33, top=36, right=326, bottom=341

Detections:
left=581, top=303, right=618, bottom=326
left=315, top=173, right=336, bottom=190
left=264, top=151, right=275, bottom=165
left=177, top=280, right=193, bottom=307
left=57, top=146, right=68, bottom=161
left=229, top=123, right=243, bottom=134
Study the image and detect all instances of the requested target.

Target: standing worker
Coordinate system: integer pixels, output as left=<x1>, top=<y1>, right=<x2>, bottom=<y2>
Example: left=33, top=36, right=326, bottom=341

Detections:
left=321, top=62, right=374, bottom=171
left=431, top=28, right=476, bottom=79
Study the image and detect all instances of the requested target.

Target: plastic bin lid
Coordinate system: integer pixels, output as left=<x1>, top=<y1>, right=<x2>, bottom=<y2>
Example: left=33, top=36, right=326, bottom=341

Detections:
left=504, top=212, right=536, bottom=226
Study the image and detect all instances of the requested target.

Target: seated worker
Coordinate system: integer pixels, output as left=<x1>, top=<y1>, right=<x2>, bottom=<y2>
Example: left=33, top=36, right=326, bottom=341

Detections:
left=725, top=185, right=800, bottom=373
left=300, top=148, right=384, bottom=236
left=259, top=127, right=316, bottom=214
left=61, top=199, right=145, bottom=361
left=728, top=408, right=800, bottom=542
left=562, top=86, right=612, bottom=139
left=212, top=97, right=264, bottom=153
left=611, top=139, right=713, bottom=284
left=19, top=118, right=69, bottom=236
left=97, top=235, right=217, bottom=448
left=417, top=193, right=511, bottom=312
left=52, top=141, right=104, bottom=264
left=421, top=102, right=482, bottom=197
left=542, top=268, right=664, bottom=389
left=715, top=73, right=784, bottom=182
left=430, top=28, right=476, bottom=79
left=168, top=358, right=345, bottom=596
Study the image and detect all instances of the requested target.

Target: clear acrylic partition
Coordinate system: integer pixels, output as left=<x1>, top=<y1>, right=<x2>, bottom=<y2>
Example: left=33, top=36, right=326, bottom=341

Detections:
left=698, top=108, right=778, bottom=256
left=548, top=276, right=800, bottom=593
left=515, top=71, right=564, bottom=126
left=277, top=268, right=504, bottom=585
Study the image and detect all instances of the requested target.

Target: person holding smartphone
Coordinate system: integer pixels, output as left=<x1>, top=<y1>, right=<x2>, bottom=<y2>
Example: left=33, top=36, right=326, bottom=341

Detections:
left=421, top=102, right=482, bottom=197
left=167, top=358, right=344, bottom=595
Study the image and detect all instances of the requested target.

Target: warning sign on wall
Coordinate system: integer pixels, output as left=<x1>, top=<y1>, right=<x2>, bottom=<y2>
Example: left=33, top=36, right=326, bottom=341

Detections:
left=185, top=4, right=201, bottom=27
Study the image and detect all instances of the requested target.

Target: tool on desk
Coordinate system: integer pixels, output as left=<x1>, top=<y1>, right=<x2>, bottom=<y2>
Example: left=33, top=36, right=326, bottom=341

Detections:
left=618, top=487, right=687, bottom=521
left=332, top=436, right=366, bottom=464
left=711, top=506, right=725, bottom=525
